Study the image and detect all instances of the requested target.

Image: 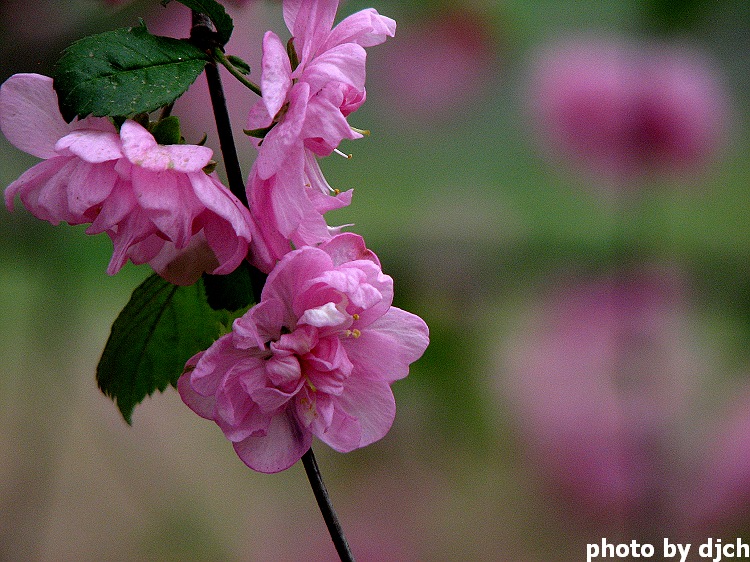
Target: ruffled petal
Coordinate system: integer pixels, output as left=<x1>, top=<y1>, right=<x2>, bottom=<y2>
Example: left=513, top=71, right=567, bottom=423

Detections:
left=319, top=232, right=380, bottom=267
left=177, top=353, right=216, bottom=419
left=288, top=0, right=338, bottom=70
left=87, top=176, right=137, bottom=234
left=233, top=298, right=285, bottom=349
left=0, top=73, right=71, bottom=159
left=66, top=160, right=118, bottom=216
left=262, top=245, right=332, bottom=325
left=343, top=307, right=429, bottom=382
left=324, top=9, right=396, bottom=50
left=261, top=31, right=293, bottom=119
left=301, top=42, right=367, bottom=94
left=120, top=120, right=212, bottom=172
left=254, top=82, right=309, bottom=180
left=130, top=167, right=201, bottom=249
left=317, top=375, right=396, bottom=451
left=302, top=86, right=361, bottom=155
left=5, top=157, right=71, bottom=219
left=269, top=149, right=312, bottom=238
left=145, top=232, right=220, bottom=286
left=232, top=410, right=312, bottom=473
left=56, top=129, right=122, bottom=163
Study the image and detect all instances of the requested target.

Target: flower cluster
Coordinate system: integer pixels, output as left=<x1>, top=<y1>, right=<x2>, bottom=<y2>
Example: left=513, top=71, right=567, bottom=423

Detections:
left=246, top=0, right=395, bottom=272
left=1, top=74, right=253, bottom=285
left=1, top=0, right=427, bottom=472
left=180, top=233, right=428, bottom=472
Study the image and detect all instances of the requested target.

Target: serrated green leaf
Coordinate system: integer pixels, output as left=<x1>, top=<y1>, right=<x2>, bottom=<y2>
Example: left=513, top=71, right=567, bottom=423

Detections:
left=170, top=0, right=233, bottom=46
left=54, top=25, right=209, bottom=122
left=96, top=274, right=250, bottom=424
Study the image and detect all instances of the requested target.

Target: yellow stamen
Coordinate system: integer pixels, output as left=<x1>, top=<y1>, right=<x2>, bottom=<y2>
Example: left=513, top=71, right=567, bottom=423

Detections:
left=334, top=148, right=352, bottom=159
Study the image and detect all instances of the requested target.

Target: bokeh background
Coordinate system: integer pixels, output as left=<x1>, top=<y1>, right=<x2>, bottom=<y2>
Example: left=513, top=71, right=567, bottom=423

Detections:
left=2, top=0, right=750, bottom=560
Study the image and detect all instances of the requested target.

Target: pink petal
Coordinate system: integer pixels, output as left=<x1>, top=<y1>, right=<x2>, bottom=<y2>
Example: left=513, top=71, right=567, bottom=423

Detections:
left=301, top=42, right=367, bottom=94
left=105, top=207, right=156, bottom=275
left=30, top=158, right=100, bottom=225
left=130, top=167, right=200, bottom=249
left=87, top=177, right=137, bottom=234
left=178, top=354, right=216, bottom=420
left=249, top=383, right=301, bottom=413
left=233, top=298, right=285, bottom=349
left=255, top=82, right=309, bottom=180
left=146, top=232, right=220, bottom=286
left=0, top=73, right=71, bottom=159
left=190, top=172, right=252, bottom=240
left=302, top=87, right=361, bottom=155
left=120, top=120, right=212, bottom=172
left=56, top=129, right=122, bottom=163
left=269, top=149, right=311, bottom=237
left=344, top=307, right=429, bottom=382
left=189, top=334, right=245, bottom=396
left=5, top=157, right=71, bottom=218
left=262, top=246, right=332, bottom=325
left=324, top=9, right=396, bottom=50
left=246, top=171, right=293, bottom=273
left=319, top=232, right=380, bottom=267
left=232, top=410, right=312, bottom=473
left=261, top=31, right=293, bottom=119
left=66, top=160, right=118, bottom=216
left=282, top=0, right=303, bottom=36
left=312, top=266, right=385, bottom=313
left=317, top=375, right=396, bottom=452
left=288, top=0, right=338, bottom=69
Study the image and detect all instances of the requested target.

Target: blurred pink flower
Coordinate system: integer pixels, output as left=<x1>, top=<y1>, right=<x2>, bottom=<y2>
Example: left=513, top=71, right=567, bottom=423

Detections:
left=501, top=267, right=696, bottom=520
left=374, top=9, right=497, bottom=123
left=1, top=73, right=253, bottom=285
left=178, top=233, right=429, bottom=473
left=681, top=388, right=750, bottom=533
left=245, top=0, right=395, bottom=272
left=528, top=37, right=728, bottom=184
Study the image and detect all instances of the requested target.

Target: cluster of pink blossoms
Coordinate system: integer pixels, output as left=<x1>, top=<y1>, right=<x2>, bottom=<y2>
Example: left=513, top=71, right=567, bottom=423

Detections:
left=1, top=74, right=253, bottom=286
left=1, top=0, right=427, bottom=472
left=245, top=0, right=395, bottom=272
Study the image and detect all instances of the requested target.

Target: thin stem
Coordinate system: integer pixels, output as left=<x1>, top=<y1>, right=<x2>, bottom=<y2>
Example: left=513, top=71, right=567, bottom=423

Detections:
left=203, top=62, right=248, bottom=207
left=191, top=12, right=248, bottom=207
left=214, top=49, right=263, bottom=97
left=189, top=15, right=350, bottom=560
left=301, top=448, right=355, bottom=562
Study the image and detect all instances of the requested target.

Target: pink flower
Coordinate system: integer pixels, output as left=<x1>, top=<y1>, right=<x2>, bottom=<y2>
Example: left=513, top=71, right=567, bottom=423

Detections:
left=528, top=37, right=728, bottom=184
left=679, top=388, right=750, bottom=534
left=1, top=73, right=253, bottom=285
left=500, top=267, right=696, bottom=520
left=374, top=9, right=498, bottom=123
left=178, top=233, right=429, bottom=473
left=245, top=0, right=395, bottom=272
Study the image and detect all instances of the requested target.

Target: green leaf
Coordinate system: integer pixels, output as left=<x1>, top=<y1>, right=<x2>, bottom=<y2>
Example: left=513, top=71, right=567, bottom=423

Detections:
left=168, top=0, right=234, bottom=46
left=226, top=55, right=251, bottom=75
left=54, top=24, right=209, bottom=122
left=150, top=115, right=182, bottom=145
left=97, top=274, right=250, bottom=424
left=203, top=260, right=256, bottom=312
